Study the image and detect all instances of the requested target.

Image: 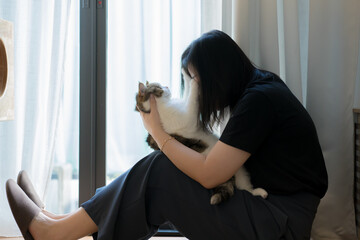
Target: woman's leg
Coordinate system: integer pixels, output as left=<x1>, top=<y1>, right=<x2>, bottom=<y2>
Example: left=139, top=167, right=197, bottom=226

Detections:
left=26, top=150, right=318, bottom=240
left=80, top=151, right=306, bottom=240
left=144, top=152, right=319, bottom=240
left=25, top=151, right=316, bottom=240
left=29, top=207, right=97, bottom=240
left=144, top=152, right=289, bottom=240
left=41, top=209, right=70, bottom=220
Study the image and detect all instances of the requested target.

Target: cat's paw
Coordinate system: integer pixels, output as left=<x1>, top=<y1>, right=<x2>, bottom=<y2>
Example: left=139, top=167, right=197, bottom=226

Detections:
left=252, top=188, right=268, bottom=199
left=210, top=193, right=222, bottom=205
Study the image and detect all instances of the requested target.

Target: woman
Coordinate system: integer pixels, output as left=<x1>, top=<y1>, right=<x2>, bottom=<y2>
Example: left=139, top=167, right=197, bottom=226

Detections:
left=6, top=30, right=327, bottom=240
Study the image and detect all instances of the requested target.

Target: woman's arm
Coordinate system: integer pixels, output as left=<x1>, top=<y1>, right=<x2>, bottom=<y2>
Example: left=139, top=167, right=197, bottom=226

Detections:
left=139, top=95, right=251, bottom=189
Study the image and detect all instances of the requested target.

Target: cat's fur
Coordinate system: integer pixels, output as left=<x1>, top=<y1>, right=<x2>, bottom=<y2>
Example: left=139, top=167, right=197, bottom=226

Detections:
left=135, top=70, right=268, bottom=204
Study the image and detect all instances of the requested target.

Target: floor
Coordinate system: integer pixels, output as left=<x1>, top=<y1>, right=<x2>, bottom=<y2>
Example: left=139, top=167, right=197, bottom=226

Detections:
left=0, top=237, right=187, bottom=240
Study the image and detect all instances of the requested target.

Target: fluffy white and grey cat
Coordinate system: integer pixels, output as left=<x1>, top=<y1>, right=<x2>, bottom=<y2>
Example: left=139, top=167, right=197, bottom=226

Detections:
left=135, top=70, right=267, bottom=204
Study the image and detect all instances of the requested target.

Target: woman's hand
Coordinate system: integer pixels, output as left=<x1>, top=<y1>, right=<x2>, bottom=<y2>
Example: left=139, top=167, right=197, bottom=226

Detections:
left=138, top=95, right=163, bottom=136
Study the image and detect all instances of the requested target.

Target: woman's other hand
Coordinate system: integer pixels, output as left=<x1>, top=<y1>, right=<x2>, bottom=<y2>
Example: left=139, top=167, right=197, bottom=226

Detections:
left=138, top=95, right=163, bottom=136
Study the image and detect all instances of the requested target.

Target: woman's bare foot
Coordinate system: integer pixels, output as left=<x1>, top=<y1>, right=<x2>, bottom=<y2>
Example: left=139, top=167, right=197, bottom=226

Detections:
left=28, top=212, right=58, bottom=240
left=28, top=208, right=98, bottom=240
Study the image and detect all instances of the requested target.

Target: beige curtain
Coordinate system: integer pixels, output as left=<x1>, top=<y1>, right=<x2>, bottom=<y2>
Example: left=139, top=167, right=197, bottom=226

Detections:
left=205, top=0, right=360, bottom=239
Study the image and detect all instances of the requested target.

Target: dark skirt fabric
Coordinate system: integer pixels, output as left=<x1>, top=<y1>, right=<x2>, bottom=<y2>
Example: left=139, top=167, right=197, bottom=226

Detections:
left=81, top=151, right=320, bottom=240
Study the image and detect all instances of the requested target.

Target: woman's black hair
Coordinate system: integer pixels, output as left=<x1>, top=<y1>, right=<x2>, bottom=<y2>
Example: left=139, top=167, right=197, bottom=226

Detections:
left=181, top=30, right=256, bottom=131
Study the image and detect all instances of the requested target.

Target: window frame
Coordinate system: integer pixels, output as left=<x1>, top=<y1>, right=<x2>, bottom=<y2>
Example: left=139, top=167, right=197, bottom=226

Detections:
left=79, top=0, right=106, bottom=204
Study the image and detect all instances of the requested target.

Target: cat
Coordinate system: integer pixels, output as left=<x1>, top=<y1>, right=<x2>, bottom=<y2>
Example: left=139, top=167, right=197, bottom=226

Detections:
left=135, top=69, right=268, bottom=204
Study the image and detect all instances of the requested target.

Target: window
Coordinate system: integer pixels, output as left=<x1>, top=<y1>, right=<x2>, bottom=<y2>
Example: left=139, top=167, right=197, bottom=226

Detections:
left=106, top=0, right=201, bottom=183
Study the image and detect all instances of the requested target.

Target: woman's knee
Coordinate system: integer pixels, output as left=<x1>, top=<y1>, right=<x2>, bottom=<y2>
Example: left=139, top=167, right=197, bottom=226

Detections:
left=144, top=151, right=193, bottom=189
left=148, top=151, right=180, bottom=176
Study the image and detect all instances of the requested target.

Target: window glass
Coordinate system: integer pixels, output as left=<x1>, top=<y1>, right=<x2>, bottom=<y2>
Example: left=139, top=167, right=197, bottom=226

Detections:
left=106, top=0, right=201, bottom=183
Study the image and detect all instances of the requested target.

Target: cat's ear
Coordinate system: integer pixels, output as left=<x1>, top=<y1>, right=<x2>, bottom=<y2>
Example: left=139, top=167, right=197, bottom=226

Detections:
left=138, top=82, right=146, bottom=95
left=146, top=81, right=149, bottom=87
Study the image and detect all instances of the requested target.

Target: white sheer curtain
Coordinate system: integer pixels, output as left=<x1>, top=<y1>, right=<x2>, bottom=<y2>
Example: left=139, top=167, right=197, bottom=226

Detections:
left=106, top=0, right=201, bottom=180
left=0, top=0, right=78, bottom=237
left=211, top=0, right=360, bottom=239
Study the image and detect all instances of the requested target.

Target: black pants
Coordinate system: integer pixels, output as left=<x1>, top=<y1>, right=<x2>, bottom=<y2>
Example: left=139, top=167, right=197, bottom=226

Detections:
left=81, top=151, right=320, bottom=240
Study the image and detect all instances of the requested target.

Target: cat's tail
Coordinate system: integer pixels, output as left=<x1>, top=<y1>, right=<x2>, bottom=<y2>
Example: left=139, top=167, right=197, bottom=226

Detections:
left=210, top=177, right=235, bottom=205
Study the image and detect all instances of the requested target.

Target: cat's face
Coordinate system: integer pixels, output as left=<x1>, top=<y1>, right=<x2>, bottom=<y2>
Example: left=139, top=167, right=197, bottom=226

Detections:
left=135, top=82, right=171, bottom=112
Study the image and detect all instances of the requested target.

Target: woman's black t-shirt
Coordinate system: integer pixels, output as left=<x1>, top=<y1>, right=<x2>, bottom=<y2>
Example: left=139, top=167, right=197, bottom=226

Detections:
left=219, top=70, right=328, bottom=198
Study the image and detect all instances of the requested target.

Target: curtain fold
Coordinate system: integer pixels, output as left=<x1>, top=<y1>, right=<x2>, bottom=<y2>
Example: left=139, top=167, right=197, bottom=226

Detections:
left=214, top=0, right=360, bottom=238
left=356, top=40, right=360, bottom=108
left=232, top=0, right=281, bottom=78
left=0, top=0, right=75, bottom=236
left=307, top=1, right=359, bottom=239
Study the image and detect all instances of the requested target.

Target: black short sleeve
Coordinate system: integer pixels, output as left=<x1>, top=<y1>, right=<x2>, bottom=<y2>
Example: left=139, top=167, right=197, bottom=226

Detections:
left=218, top=72, right=327, bottom=198
left=220, top=91, right=275, bottom=154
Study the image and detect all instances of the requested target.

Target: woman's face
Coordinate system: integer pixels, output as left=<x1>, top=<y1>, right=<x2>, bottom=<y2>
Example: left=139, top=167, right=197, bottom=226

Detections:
left=188, top=64, right=200, bottom=83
